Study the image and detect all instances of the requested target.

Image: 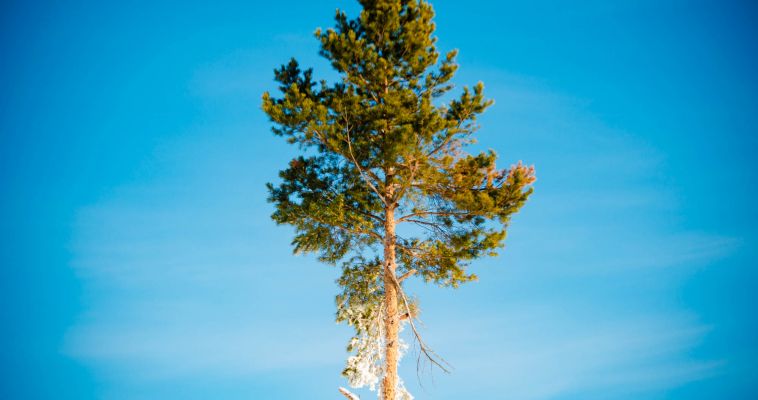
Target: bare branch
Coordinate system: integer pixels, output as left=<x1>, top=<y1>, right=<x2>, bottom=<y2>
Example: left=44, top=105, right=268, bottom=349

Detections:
left=397, top=210, right=472, bottom=222
left=339, top=387, right=360, bottom=400
left=398, top=269, right=417, bottom=283
left=389, top=271, right=452, bottom=374
left=404, top=218, right=442, bottom=230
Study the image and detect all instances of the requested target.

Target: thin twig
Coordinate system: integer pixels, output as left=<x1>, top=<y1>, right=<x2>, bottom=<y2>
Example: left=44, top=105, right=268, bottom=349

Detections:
left=397, top=209, right=472, bottom=222
left=339, top=387, right=360, bottom=400
left=390, top=271, right=452, bottom=374
left=397, top=269, right=417, bottom=283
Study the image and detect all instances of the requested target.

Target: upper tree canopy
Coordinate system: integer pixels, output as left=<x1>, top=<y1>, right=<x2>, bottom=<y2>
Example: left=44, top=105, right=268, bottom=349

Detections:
left=262, top=0, right=535, bottom=287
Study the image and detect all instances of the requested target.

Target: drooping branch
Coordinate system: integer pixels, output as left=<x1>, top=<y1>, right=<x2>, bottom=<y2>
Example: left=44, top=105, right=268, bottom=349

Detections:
left=389, top=271, right=452, bottom=374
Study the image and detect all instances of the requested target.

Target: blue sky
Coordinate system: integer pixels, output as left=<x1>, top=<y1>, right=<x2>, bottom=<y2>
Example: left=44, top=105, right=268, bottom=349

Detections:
left=1, top=0, right=756, bottom=399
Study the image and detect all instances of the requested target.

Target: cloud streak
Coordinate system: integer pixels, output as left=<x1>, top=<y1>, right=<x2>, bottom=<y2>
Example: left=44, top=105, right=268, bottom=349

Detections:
left=409, top=307, right=722, bottom=400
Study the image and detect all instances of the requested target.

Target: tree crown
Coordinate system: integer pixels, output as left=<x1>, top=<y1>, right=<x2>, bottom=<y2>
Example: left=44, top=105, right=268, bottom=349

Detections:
left=263, top=0, right=534, bottom=286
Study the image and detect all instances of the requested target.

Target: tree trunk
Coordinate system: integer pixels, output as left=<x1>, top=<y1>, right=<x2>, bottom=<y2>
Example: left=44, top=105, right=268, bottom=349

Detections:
left=382, top=203, right=398, bottom=400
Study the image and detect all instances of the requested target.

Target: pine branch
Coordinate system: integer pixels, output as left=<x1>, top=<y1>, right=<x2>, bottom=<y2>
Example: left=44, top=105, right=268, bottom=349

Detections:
left=397, top=210, right=472, bottom=222
left=320, top=188, right=385, bottom=224
left=304, top=213, right=383, bottom=242
left=343, top=118, right=388, bottom=207
left=392, top=157, right=419, bottom=206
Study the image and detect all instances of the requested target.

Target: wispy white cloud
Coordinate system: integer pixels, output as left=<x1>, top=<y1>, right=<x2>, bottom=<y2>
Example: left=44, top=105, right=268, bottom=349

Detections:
left=399, top=307, right=722, bottom=400
left=66, top=318, right=344, bottom=381
left=64, top=121, right=349, bottom=383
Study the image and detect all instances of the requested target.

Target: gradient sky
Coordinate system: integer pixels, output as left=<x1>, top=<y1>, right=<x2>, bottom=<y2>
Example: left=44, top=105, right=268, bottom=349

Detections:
left=1, top=1, right=757, bottom=399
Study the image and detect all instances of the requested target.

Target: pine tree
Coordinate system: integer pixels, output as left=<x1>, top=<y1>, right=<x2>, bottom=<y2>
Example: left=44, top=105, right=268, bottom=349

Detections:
left=262, top=1, right=535, bottom=398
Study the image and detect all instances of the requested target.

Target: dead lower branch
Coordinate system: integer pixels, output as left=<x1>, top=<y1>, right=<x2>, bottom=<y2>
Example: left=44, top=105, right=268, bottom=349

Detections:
left=389, top=271, right=452, bottom=375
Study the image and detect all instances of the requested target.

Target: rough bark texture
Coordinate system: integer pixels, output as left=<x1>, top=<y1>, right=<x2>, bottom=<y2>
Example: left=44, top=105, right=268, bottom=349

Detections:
left=382, top=200, right=398, bottom=400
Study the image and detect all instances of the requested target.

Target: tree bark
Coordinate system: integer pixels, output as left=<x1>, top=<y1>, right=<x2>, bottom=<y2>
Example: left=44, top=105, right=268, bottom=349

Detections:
left=382, top=202, right=398, bottom=400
